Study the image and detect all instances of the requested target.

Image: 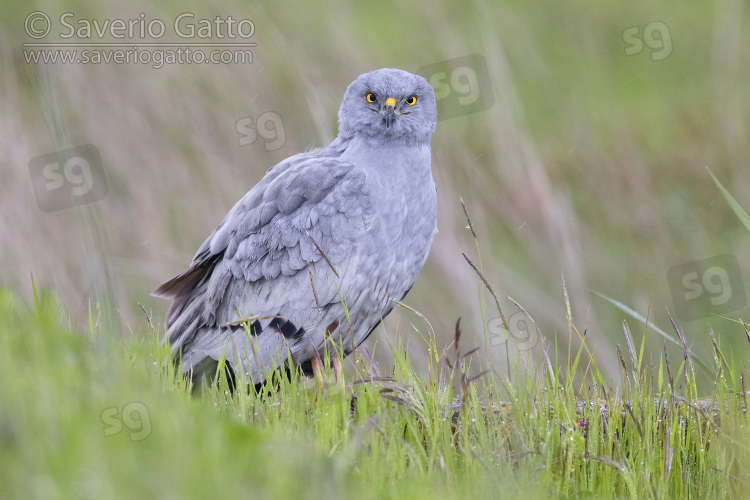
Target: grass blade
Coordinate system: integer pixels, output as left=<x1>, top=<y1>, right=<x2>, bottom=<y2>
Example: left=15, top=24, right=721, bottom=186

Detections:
left=591, top=289, right=711, bottom=376
left=707, top=167, right=750, bottom=236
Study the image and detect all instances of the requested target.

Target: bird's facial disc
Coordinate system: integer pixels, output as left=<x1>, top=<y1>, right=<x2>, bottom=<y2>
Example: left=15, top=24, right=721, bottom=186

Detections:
left=339, top=68, right=437, bottom=142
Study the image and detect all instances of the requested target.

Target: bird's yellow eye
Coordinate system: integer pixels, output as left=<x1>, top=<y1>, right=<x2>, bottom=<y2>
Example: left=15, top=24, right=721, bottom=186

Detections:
left=406, top=95, right=417, bottom=106
left=365, top=93, right=377, bottom=103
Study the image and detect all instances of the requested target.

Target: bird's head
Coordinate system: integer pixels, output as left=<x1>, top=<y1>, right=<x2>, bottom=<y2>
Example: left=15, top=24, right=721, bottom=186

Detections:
left=338, top=68, right=437, bottom=144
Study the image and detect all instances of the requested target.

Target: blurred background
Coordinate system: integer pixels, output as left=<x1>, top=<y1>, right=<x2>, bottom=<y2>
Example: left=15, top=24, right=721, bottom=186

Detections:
left=1, top=0, right=748, bottom=386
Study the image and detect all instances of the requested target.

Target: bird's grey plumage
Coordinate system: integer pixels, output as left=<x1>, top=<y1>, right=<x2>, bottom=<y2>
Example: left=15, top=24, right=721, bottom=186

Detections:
left=154, top=68, right=438, bottom=385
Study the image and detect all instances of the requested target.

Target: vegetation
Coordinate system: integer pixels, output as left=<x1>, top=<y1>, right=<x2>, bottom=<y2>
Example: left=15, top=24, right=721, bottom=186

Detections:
left=1, top=277, right=748, bottom=499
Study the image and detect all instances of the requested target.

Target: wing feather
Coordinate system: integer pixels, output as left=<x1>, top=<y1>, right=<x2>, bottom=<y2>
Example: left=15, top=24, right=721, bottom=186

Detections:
left=155, top=151, right=375, bottom=380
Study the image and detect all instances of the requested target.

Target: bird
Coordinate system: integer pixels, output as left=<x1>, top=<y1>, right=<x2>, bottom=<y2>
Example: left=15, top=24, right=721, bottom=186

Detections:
left=154, top=68, right=438, bottom=391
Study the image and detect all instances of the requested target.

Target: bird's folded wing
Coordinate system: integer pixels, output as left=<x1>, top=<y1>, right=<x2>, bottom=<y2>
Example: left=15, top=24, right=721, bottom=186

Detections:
left=154, top=152, right=375, bottom=350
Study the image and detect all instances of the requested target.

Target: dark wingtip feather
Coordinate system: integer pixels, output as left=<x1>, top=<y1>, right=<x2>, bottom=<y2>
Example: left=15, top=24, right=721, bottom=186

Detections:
left=152, top=265, right=207, bottom=299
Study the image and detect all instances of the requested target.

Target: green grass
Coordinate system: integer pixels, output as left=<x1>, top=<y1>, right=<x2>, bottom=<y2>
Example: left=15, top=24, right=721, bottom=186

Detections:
left=1, top=282, right=748, bottom=499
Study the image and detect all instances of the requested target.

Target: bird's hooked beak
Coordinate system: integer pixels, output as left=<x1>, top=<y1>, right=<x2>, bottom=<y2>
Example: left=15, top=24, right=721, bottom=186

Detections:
left=383, top=97, right=397, bottom=127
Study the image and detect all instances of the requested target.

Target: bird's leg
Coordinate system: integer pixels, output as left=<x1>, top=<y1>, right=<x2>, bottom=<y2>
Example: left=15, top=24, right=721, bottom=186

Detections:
left=333, top=357, right=346, bottom=396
